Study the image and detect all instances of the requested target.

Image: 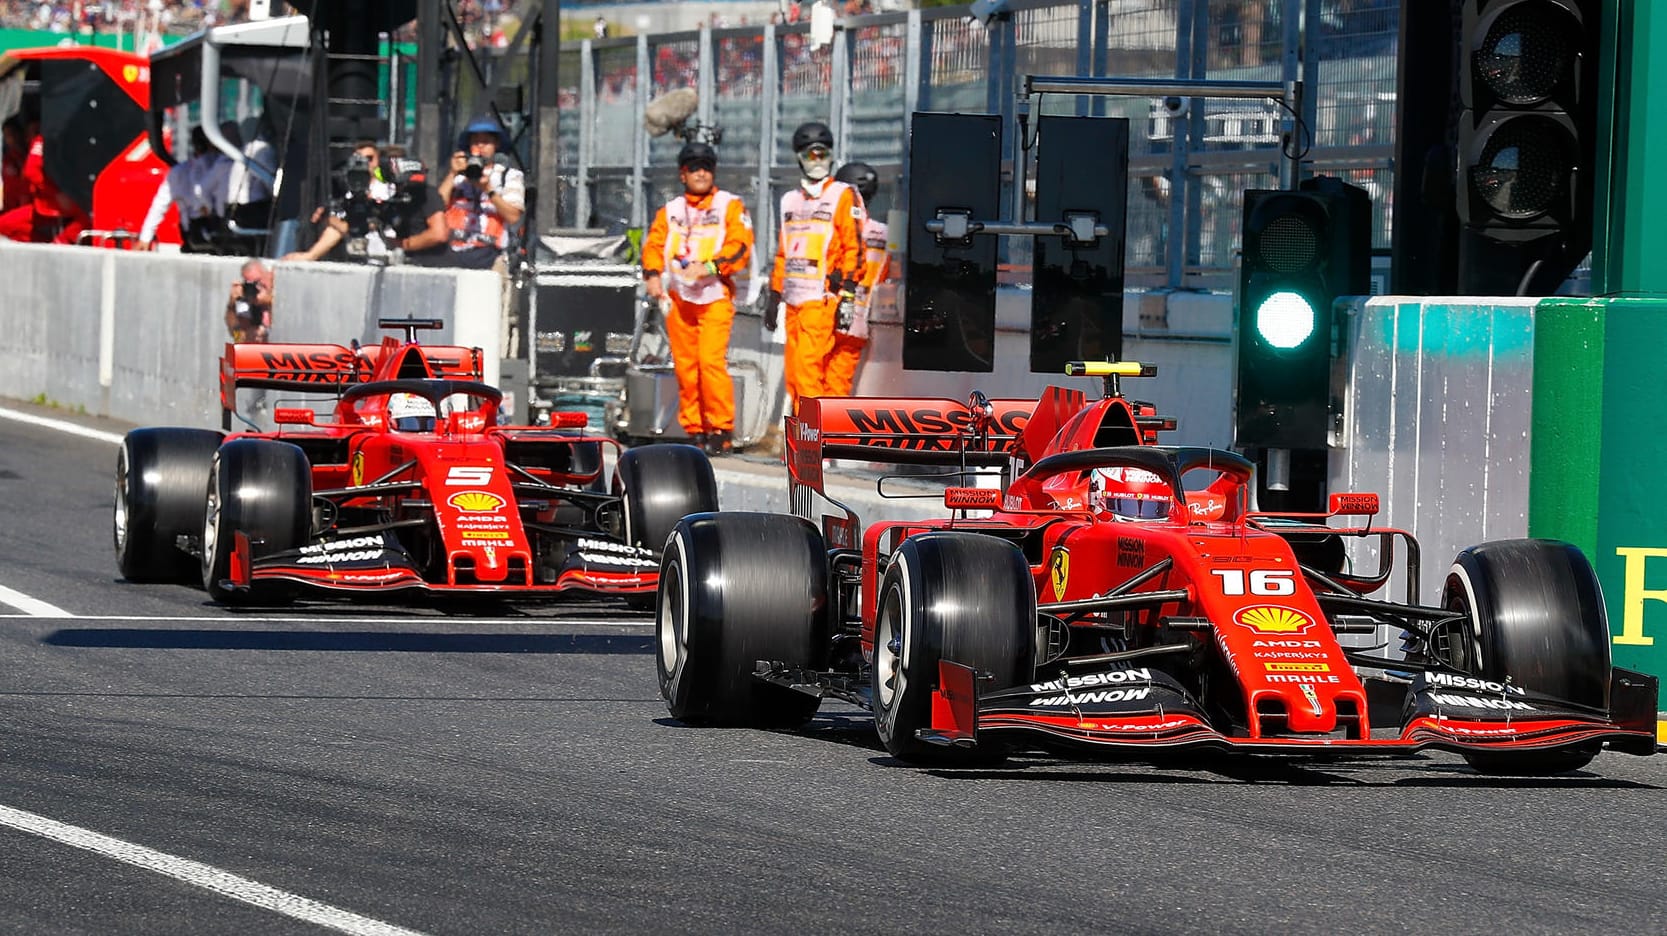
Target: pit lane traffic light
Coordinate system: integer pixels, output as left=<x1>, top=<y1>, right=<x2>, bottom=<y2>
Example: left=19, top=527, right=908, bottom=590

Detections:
left=1458, top=0, right=1604, bottom=294
left=1234, top=177, right=1370, bottom=451
left=1391, top=0, right=1605, bottom=295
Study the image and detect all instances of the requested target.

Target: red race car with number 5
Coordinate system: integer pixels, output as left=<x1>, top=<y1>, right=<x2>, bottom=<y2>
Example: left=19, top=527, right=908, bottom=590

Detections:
left=655, top=361, right=1657, bottom=775
left=114, top=318, right=715, bottom=605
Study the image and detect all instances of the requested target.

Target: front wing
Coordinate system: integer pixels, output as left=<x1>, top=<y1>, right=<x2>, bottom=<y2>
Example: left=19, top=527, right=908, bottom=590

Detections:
left=218, top=532, right=657, bottom=598
left=923, top=661, right=1659, bottom=759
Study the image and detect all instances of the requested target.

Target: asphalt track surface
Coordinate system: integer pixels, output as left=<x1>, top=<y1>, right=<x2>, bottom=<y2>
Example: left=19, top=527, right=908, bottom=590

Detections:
left=1, top=402, right=1665, bottom=936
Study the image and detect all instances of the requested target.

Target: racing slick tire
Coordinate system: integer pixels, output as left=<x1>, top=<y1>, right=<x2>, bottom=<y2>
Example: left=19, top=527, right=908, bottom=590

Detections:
left=1441, top=539, right=1610, bottom=776
left=656, top=512, right=827, bottom=727
left=873, top=532, right=1036, bottom=765
left=615, top=443, right=718, bottom=555
left=202, top=439, right=313, bottom=604
left=115, top=428, right=224, bottom=583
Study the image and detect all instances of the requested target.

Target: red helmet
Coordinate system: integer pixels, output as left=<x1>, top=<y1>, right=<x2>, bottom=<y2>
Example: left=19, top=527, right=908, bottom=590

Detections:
left=1092, top=466, right=1172, bottom=520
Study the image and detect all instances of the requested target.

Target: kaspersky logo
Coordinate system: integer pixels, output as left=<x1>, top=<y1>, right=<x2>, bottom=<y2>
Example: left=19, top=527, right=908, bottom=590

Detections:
left=1235, top=605, right=1315, bottom=635
left=448, top=491, right=505, bottom=512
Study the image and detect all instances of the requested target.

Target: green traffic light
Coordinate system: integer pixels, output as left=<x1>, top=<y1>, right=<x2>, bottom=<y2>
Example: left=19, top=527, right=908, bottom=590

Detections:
left=1254, top=290, right=1317, bottom=349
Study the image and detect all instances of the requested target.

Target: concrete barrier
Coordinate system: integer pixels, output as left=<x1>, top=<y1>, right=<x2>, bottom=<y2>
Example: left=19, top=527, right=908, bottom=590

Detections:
left=1334, top=296, right=1541, bottom=604
left=0, top=242, right=501, bottom=430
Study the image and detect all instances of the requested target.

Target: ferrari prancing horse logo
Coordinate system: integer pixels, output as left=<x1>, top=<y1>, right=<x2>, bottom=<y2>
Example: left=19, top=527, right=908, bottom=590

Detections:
left=1049, top=547, right=1069, bottom=601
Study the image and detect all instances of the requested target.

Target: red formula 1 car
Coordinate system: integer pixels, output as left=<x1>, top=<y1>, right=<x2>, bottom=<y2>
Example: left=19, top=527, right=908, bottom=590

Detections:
left=655, top=361, right=1658, bottom=774
left=114, top=319, right=716, bottom=604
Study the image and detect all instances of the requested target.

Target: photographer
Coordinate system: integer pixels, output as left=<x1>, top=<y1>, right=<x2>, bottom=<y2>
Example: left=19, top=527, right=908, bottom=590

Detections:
left=225, top=258, right=274, bottom=343
left=432, top=115, right=525, bottom=270
left=284, top=143, right=447, bottom=264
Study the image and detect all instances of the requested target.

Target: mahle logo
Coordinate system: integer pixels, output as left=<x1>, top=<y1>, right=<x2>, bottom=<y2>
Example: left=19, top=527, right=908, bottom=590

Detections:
left=1235, top=605, right=1315, bottom=635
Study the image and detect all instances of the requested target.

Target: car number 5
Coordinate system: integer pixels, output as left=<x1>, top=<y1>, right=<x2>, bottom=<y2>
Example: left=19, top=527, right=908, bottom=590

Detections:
left=446, top=466, right=494, bottom=485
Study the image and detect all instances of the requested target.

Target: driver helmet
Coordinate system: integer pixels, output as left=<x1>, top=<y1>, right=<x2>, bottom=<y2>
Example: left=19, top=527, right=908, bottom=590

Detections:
left=388, top=392, right=437, bottom=432
left=1093, top=466, right=1172, bottom=521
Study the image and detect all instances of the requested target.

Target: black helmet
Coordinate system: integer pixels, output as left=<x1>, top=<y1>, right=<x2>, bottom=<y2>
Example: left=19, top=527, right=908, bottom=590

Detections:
left=677, top=141, right=717, bottom=169
left=791, top=121, right=835, bottom=153
left=834, top=161, right=878, bottom=201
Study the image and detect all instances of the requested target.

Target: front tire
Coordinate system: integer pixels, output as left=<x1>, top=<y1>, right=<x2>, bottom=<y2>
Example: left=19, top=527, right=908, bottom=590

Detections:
left=873, top=533, right=1036, bottom=764
left=1441, top=539, right=1610, bottom=775
left=115, top=428, right=223, bottom=583
left=615, top=444, right=718, bottom=555
left=657, top=512, right=827, bottom=727
left=202, top=439, right=313, bottom=603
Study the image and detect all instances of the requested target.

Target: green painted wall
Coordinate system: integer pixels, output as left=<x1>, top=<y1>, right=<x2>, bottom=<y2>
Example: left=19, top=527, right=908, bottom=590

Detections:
left=1594, top=0, right=1667, bottom=294
left=1584, top=299, right=1667, bottom=678
left=0, top=28, right=178, bottom=55
left=1528, top=298, right=1605, bottom=557
left=1524, top=296, right=1667, bottom=682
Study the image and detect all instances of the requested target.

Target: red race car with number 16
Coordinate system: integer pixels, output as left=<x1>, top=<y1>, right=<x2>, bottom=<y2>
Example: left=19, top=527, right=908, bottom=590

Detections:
left=655, top=361, right=1656, bottom=775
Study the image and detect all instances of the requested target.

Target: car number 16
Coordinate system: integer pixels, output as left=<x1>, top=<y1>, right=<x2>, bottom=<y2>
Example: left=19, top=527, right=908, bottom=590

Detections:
left=1211, top=568, right=1295, bottom=596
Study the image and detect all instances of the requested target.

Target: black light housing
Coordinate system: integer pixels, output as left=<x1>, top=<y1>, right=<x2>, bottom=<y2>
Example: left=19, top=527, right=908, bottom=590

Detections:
left=1234, top=178, right=1371, bottom=451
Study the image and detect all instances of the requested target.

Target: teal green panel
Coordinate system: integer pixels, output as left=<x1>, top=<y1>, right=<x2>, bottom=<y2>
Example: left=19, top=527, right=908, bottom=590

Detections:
left=1591, top=299, right=1667, bottom=677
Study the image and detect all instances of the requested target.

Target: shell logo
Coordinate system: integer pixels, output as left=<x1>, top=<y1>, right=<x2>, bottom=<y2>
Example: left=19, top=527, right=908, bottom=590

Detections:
left=448, top=491, right=505, bottom=512
left=1235, top=605, right=1315, bottom=635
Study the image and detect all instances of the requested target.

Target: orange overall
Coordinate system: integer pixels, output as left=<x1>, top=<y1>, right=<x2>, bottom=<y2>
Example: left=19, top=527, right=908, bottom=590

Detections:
left=770, top=179, right=864, bottom=405
left=642, top=188, right=753, bottom=436
left=825, top=213, right=888, bottom=397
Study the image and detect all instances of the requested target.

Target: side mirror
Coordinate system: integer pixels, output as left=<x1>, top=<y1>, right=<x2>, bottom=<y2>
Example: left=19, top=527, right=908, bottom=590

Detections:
left=944, top=487, right=1002, bottom=510
left=1328, top=492, right=1379, bottom=516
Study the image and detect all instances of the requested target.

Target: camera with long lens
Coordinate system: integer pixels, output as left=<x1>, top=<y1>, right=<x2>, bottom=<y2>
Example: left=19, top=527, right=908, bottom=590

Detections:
left=334, top=154, right=430, bottom=261
left=335, top=151, right=378, bottom=242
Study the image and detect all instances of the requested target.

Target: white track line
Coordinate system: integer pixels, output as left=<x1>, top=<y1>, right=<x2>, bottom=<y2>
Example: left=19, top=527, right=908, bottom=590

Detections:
left=0, top=803, right=430, bottom=936
left=0, top=613, right=650, bottom=626
left=0, top=584, right=71, bottom=618
left=0, top=406, right=124, bottom=445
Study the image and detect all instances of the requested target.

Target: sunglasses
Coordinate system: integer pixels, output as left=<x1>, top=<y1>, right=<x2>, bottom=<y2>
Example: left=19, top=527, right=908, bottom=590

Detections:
left=681, top=160, right=716, bottom=173
left=800, top=145, right=831, bottom=159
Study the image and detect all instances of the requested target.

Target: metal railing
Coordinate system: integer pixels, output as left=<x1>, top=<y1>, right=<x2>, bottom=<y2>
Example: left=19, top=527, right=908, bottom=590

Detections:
left=546, top=0, right=1397, bottom=290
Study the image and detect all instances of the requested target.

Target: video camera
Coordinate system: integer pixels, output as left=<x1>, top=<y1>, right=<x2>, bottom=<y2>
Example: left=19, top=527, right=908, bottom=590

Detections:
left=334, top=154, right=431, bottom=259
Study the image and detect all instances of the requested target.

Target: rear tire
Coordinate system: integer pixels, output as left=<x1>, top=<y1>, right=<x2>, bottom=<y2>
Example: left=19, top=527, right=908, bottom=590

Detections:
left=873, top=533, right=1036, bottom=764
left=1441, top=539, right=1610, bottom=775
left=114, top=428, right=223, bottom=583
left=202, top=439, right=313, bottom=604
left=657, top=512, right=827, bottom=727
left=615, top=444, right=717, bottom=556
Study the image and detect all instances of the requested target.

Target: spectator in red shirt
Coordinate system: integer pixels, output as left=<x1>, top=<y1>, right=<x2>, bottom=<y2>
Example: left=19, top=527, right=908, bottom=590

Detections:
left=0, top=127, right=91, bottom=244
left=1, top=117, right=27, bottom=214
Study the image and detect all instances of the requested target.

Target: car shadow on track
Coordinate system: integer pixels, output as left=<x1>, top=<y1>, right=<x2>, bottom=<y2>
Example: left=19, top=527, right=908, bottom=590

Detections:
left=41, top=628, right=654, bottom=654
left=921, top=755, right=1659, bottom=789
left=650, top=713, right=1660, bottom=787
left=652, top=710, right=891, bottom=753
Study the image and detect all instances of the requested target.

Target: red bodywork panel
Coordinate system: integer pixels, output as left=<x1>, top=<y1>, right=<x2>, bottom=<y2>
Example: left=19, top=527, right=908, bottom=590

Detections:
left=0, top=47, right=176, bottom=246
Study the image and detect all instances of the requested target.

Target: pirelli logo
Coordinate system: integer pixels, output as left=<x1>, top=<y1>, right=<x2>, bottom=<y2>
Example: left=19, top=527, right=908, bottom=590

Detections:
left=1264, top=662, right=1329, bottom=674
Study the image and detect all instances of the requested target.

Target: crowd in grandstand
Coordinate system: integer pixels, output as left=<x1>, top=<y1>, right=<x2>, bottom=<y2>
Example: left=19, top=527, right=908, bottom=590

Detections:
left=0, top=1, right=230, bottom=34
left=0, top=0, right=531, bottom=50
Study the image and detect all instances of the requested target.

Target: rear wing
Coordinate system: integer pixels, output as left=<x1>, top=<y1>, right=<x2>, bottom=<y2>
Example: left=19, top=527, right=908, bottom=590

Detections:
left=789, top=395, right=1034, bottom=479
left=787, top=395, right=1035, bottom=547
left=218, top=341, right=485, bottom=411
